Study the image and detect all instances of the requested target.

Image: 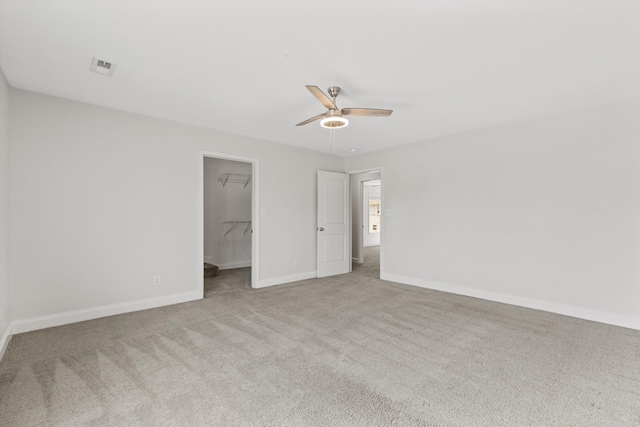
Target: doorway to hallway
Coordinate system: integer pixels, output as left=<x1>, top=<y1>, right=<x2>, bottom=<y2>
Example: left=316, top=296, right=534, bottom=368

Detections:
left=362, top=179, right=381, bottom=248
left=349, top=169, right=382, bottom=279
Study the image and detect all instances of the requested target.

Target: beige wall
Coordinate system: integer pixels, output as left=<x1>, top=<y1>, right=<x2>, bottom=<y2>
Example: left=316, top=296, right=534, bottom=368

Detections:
left=346, top=96, right=640, bottom=329
left=0, top=68, right=10, bottom=345
left=4, top=83, right=640, bottom=340
left=9, top=89, right=343, bottom=329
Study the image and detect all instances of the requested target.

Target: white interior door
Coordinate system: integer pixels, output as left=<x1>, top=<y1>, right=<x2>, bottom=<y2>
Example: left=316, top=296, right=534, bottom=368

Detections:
left=317, top=170, right=350, bottom=277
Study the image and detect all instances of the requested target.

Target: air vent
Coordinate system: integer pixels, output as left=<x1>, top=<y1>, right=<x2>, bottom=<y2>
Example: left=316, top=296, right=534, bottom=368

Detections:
left=90, top=57, right=117, bottom=77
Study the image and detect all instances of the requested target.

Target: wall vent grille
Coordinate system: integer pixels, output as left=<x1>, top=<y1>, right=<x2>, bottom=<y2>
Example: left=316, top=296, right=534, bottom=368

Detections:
left=90, top=57, right=117, bottom=77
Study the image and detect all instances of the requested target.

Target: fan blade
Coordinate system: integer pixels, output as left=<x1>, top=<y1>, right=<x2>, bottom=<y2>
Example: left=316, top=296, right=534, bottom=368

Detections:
left=342, top=108, right=393, bottom=117
left=295, top=113, right=326, bottom=126
left=306, top=85, right=337, bottom=110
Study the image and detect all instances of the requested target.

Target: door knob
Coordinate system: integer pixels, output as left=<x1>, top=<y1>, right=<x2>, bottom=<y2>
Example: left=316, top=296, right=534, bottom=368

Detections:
left=318, top=227, right=325, bottom=231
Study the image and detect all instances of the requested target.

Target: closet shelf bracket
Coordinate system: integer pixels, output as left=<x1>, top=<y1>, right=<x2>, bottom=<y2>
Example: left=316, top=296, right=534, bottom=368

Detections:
left=222, top=220, right=252, bottom=237
left=223, top=223, right=238, bottom=237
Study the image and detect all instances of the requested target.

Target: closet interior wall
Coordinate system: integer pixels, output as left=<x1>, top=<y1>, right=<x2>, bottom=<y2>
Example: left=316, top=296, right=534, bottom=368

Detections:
left=203, top=158, right=252, bottom=270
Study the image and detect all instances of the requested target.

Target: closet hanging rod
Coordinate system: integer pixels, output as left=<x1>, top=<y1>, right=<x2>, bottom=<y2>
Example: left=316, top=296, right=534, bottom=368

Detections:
left=218, top=172, right=251, bottom=188
left=220, top=173, right=250, bottom=177
left=222, top=220, right=251, bottom=224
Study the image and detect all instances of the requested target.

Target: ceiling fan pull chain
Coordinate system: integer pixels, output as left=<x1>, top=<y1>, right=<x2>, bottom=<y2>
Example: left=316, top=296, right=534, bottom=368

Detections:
left=330, top=129, right=336, bottom=154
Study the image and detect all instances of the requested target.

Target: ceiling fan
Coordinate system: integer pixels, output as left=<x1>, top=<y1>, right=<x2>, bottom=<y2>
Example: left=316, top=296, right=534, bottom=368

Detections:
left=296, top=85, right=393, bottom=129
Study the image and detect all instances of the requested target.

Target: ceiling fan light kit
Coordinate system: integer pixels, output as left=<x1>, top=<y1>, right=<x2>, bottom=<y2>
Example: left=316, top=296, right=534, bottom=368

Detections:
left=320, top=115, right=349, bottom=129
left=296, top=85, right=392, bottom=129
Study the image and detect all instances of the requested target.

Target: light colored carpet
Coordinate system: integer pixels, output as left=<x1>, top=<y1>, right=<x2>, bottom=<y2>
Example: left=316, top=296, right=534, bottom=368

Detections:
left=352, top=246, right=381, bottom=279
left=2, top=247, right=640, bottom=426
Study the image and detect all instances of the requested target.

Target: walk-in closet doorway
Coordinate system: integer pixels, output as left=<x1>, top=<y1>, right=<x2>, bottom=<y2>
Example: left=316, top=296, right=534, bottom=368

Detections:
left=199, top=151, right=259, bottom=296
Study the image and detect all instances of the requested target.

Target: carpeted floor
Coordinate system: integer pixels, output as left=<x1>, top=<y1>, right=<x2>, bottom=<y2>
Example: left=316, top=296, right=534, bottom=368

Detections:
left=1, top=246, right=640, bottom=426
left=352, top=246, right=381, bottom=279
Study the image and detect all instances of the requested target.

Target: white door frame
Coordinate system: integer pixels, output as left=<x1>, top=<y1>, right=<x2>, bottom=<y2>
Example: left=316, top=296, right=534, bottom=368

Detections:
left=347, top=167, right=384, bottom=274
left=199, top=150, right=259, bottom=296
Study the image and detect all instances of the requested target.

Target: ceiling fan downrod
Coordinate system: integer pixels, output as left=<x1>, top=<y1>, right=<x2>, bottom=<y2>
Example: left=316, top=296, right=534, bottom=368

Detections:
left=327, top=86, right=341, bottom=104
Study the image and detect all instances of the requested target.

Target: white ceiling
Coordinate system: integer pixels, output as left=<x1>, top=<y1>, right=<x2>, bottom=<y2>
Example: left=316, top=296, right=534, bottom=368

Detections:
left=1, top=1, right=639, bottom=156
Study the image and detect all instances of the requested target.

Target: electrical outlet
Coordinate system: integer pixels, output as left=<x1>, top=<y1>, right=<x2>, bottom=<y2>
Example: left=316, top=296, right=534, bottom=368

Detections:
left=449, top=267, right=455, bottom=275
left=293, top=258, right=299, bottom=266
left=153, top=275, right=161, bottom=286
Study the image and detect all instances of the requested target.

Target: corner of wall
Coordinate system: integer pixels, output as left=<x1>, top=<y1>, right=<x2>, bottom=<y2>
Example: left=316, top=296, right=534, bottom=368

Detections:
left=0, top=66, right=12, bottom=362
left=0, top=324, right=11, bottom=362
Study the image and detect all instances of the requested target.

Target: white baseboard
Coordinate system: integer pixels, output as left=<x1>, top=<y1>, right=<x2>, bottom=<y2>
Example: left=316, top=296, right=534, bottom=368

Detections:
left=382, top=273, right=640, bottom=331
left=10, top=290, right=202, bottom=335
left=218, top=261, right=251, bottom=271
left=256, top=271, right=316, bottom=289
left=0, top=324, right=12, bottom=363
left=204, top=258, right=251, bottom=271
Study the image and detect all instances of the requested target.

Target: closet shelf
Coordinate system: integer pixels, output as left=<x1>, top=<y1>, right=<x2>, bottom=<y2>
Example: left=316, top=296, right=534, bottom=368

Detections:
left=218, top=172, right=251, bottom=188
